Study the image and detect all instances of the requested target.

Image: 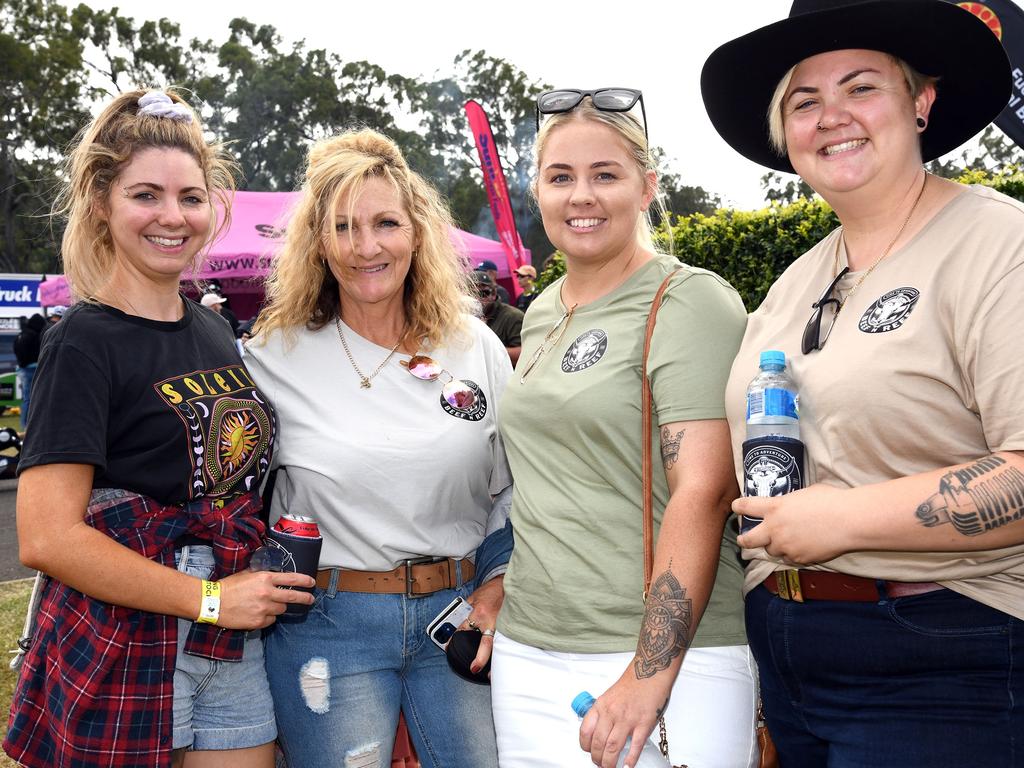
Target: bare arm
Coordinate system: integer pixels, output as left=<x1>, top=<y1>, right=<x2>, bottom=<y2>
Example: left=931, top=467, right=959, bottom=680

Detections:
left=18, top=464, right=314, bottom=629
left=580, top=419, right=736, bottom=768
left=735, top=450, right=1024, bottom=564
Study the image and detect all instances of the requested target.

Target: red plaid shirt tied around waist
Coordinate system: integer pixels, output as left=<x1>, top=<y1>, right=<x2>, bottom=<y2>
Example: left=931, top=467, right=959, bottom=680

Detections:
left=3, top=487, right=266, bottom=768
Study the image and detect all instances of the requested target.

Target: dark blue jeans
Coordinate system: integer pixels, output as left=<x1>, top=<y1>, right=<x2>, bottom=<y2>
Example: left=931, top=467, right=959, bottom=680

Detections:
left=746, top=583, right=1023, bottom=767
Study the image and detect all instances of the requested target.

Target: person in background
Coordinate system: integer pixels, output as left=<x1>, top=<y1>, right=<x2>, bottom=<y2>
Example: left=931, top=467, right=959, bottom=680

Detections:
left=245, top=127, right=511, bottom=768
left=702, top=1, right=1024, bottom=763
left=513, top=264, right=539, bottom=313
left=13, top=313, right=45, bottom=431
left=491, top=87, right=756, bottom=768
left=3, top=88, right=312, bottom=768
left=202, top=290, right=239, bottom=334
left=472, top=270, right=524, bottom=365
left=46, top=305, right=67, bottom=329
left=476, top=259, right=511, bottom=304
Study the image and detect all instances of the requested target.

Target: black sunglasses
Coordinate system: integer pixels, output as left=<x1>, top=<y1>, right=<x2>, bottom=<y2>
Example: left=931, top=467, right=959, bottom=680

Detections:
left=802, top=267, right=850, bottom=355
left=535, top=88, right=647, bottom=139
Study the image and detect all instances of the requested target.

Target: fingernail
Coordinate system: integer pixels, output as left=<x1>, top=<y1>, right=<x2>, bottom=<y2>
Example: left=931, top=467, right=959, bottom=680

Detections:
left=470, top=664, right=480, bottom=673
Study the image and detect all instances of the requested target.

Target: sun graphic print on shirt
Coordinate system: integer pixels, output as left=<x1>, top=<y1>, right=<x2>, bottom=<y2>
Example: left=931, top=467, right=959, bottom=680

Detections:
left=156, top=364, right=275, bottom=499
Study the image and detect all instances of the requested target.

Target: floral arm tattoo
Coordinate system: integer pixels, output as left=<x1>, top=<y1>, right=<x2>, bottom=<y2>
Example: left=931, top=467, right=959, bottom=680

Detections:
left=635, top=561, right=693, bottom=679
left=916, top=455, right=1024, bottom=536
left=660, top=426, right=685, bottom=472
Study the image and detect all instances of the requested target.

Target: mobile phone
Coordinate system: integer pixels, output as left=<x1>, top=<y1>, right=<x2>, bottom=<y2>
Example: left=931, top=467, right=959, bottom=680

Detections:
left=426, top=596, right=473, bottom=650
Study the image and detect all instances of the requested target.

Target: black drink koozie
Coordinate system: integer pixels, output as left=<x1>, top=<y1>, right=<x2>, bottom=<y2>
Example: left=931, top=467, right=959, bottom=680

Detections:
left=266, top=516, right=322, bottom=617
left=741, top=436, right=805, bottom=533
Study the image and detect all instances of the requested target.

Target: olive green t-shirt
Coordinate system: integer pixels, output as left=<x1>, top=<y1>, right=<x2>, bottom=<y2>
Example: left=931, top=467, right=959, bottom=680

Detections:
left=498, top=254, right=749, bottom=652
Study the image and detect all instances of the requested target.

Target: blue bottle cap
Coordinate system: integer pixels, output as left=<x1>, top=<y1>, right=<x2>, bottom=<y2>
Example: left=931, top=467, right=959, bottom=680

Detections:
left=571, top=691, right=596, bottom=717
left=759, top=350, right=786, bottom=368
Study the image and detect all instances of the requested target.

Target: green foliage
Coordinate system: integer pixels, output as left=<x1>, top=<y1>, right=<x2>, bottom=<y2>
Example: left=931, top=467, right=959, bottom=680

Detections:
left=655, top=168, right=1024, bottom=312
left=657, top=198, right=838, bottom=311
left=535, top=250, right=566, bottom=293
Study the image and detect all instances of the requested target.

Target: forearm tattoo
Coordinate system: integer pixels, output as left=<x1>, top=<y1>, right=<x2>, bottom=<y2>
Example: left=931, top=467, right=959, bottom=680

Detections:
left=916, top=455, right=1024, bottom=536
left=660, top=426, right=685, bottom=471
left=635, top=563, right=692, bottom=679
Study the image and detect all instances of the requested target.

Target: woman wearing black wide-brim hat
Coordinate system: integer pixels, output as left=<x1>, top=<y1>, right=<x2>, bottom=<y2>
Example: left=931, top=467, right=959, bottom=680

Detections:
left=703, top=1, right=1024, bottom=764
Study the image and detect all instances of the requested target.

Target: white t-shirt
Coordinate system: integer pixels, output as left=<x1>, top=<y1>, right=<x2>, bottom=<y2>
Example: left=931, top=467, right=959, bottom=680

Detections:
left=244, top=315, right=513, bottom=571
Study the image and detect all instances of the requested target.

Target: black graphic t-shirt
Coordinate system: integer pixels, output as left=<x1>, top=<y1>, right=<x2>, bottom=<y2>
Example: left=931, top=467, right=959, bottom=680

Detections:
left=21, top=299, right=275, bottom=505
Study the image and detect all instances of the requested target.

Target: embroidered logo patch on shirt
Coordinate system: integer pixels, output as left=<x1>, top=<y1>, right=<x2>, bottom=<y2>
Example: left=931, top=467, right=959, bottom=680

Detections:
left=440, top=379, right=487, bottom=421
left=858, top=287, right=920, bottom=334
left=561, top=330, right=608, bottom=373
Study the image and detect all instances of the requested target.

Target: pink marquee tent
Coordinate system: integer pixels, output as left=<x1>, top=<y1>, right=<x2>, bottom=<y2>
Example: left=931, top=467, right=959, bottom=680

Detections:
left=39, top=191, right=525, bottom=309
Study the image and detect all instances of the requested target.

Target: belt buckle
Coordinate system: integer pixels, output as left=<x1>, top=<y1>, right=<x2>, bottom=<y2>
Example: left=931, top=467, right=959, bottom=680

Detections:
left=402, top=555, right=442, bottom=598
left=777, top=569, right=805, bottom=603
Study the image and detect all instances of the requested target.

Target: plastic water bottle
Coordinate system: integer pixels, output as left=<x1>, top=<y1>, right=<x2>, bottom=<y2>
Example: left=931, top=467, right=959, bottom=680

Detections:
left=741, top=350, right=805, bottom=532
left=571, top=692, right=670, bottom=768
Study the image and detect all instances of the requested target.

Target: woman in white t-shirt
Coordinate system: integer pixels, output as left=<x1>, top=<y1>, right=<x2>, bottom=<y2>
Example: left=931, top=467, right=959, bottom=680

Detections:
left=702, top=1, right=1024, bottom=764
left=244, top=129, right=510, bottom=768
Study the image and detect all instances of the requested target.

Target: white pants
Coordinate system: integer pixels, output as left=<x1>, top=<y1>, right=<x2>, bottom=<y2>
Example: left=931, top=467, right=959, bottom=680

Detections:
left=491, top=631, right=759, bottom=768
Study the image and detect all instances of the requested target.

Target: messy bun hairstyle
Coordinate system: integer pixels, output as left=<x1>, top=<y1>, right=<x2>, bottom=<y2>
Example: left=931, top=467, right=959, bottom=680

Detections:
left=254, top=128, right=472, bottom=349
left=55, top=88, right=236, bottom=301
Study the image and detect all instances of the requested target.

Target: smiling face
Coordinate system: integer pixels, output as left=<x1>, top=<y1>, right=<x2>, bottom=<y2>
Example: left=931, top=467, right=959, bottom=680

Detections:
left=536, top=118, right=655, bottom=268
left=328, top=175, right=416, bottom=316
left=782, top=49, right=934, bottom=200
left=101, top=146, right=212, bottom=285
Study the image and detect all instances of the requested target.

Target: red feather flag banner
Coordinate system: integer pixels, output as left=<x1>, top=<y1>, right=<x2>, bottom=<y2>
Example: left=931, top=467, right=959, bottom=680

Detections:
left=464, top=100, right=528, bottom=290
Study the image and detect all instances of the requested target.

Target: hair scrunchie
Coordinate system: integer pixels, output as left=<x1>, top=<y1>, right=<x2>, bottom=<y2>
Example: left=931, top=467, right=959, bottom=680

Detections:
left=137, top=91, right=194, bottom=123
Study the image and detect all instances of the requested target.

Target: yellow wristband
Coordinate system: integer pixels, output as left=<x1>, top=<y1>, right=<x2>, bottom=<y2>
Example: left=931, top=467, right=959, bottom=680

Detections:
left=197, top=579, right=221, bottom=624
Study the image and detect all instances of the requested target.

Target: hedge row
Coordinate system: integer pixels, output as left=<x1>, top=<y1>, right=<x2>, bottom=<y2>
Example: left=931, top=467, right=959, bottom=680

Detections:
left=535, top=168, right=1024, bottom=311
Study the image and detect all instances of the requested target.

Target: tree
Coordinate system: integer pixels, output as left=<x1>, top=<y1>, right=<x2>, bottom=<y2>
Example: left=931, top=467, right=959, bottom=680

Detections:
left=651, top=148, right=721, bottom=220
left=760, top=171, right=815, bottom=205
left=926, top=125, right=1024, bottom=178
left=0, top=0, right=91, bottom=272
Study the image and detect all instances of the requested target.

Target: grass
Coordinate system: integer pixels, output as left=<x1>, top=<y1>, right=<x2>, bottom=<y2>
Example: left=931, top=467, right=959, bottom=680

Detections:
left=0, top=578, right=32, bottom=768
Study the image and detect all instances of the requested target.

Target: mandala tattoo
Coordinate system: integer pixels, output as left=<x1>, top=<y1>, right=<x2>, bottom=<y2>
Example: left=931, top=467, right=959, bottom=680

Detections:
left=660, top=426, right=685, bottom=471
left=635, top=568, right=692, bottom=679
left=916, top=455, right=1024, bottom=536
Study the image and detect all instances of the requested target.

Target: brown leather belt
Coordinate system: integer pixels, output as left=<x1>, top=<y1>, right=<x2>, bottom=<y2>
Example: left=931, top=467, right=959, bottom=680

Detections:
left=764, top=570, right=944, bottom=603
left=315, top=557, right=475, bottom=597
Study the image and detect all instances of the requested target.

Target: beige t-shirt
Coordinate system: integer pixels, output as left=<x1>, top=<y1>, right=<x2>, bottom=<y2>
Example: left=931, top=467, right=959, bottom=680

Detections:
left=500, top=254, right=749, bottom=652
left=724, top=185, right=1024, bottom=620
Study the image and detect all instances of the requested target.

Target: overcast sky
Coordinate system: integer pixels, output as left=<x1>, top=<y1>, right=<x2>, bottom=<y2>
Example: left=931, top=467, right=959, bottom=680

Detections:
left=85, top=0, right=1009, bottom=210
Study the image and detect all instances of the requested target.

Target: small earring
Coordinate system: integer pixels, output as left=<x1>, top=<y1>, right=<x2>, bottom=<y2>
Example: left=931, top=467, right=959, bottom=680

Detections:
left=816, top=122, right=826, bottom=132
left=916, top=117, right=926, bottom=129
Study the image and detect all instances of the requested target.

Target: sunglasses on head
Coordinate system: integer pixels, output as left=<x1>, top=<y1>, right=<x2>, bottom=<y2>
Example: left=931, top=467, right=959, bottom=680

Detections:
left=801, top=266, right=850, bottom=355
left=535, top=88, right=647, bottom=139
left=402, top=355, right=477, bottom=409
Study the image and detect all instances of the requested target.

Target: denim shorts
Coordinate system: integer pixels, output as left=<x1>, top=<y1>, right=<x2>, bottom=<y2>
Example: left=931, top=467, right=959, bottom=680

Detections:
left=171, top=545, right=277, bottom=751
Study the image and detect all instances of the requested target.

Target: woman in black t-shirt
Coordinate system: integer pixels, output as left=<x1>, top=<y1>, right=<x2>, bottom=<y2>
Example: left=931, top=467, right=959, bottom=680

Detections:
left=4, top=90, right=312, bottom=768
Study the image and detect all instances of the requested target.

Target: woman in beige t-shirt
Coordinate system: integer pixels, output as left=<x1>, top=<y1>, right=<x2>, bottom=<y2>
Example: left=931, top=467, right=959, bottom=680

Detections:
left=702, top=1, right=1024, bottom=765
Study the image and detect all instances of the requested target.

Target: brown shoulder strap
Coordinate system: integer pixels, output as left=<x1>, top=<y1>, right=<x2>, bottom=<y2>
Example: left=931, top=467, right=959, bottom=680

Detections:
left=641, top=268, right=683, bottom=595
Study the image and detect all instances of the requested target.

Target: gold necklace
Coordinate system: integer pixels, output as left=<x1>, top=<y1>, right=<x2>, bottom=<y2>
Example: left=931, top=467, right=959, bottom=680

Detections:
left=335, top=318, right=405, bottom=389
left=833, top=172, right=929, bottom=314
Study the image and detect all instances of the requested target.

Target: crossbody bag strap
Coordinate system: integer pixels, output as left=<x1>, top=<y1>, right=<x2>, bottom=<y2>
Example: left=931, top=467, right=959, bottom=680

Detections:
left=641, top=268, right=683, bottom=596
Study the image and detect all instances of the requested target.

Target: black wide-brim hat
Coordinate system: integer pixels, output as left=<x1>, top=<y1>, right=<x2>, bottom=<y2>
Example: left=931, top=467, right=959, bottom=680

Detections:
left=701, top=0, right=1011, bottom=173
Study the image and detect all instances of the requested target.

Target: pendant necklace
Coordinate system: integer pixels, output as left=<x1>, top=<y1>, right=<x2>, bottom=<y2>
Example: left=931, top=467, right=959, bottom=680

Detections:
left=335, top=317, right=405, bottom=389
left=832, top=172, right=929, bottom=314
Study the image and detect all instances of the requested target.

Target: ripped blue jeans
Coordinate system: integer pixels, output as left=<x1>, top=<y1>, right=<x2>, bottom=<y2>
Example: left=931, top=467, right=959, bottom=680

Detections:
left=264, top=575, right=498, bottom=768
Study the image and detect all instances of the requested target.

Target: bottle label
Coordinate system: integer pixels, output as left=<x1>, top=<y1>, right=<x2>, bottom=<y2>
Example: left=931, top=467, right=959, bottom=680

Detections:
left=740, top=436, right=805, bottom=533
left=746, top=387, right=798, bottom=420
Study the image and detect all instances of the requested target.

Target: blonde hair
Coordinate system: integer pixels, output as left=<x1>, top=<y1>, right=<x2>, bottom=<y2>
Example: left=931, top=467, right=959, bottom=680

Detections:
left=54, top=88, right=236, bottom=301
left=254, top=129, right=471, bottom=349
left=532, top=98, right=669, bottom=253
left=767, top=54, right=939, bottom=156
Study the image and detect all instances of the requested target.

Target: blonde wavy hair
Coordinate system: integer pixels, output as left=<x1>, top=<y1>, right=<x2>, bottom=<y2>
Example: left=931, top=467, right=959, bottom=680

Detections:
left=254, top=128, right=472, bottom=349
left=532, top=98, right=670, bottom=254
left=54, top=88, right=236, bottom=301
